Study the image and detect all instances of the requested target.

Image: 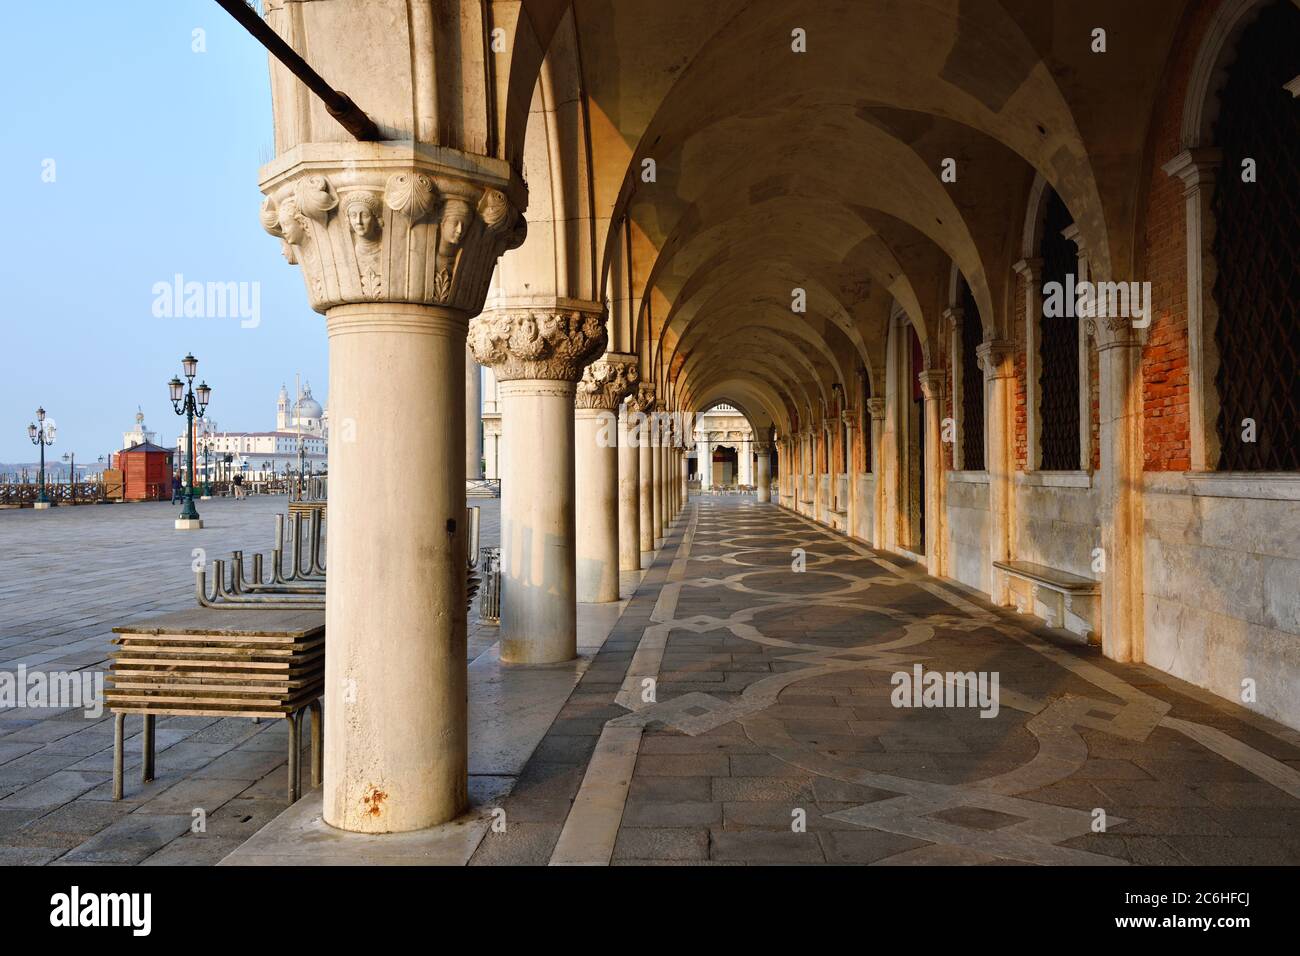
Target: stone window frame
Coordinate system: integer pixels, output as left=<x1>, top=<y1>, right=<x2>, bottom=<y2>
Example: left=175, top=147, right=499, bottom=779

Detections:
left=1014, top=175, right=1094, bottom=477
left=1163, top=0, right=1297, bottom=477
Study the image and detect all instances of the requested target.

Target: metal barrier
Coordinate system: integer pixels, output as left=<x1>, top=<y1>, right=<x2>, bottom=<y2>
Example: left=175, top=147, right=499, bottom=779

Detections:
left=478, top=547, right=501, bottom=625
left=191, top=504, right=486, bottom=613
left=466, top=478, right=501, bottom=498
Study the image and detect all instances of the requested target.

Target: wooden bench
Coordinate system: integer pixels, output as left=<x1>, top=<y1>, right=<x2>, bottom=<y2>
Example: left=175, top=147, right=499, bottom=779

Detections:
left=288, top=500, right=327, bottom=518
left=993, top=560, right=1101, bottom=644
left=108, top=608, right=325, bottom=803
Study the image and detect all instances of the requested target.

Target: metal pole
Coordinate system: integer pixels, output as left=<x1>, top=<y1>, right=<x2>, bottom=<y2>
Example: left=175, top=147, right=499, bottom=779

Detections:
left=212, top=0, right=381, bottom=142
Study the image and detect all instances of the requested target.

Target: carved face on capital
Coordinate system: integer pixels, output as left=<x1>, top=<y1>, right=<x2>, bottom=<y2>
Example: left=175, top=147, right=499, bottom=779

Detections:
left=277, top=199, right=308, bottom=246
left=345, top=195, right=381, bottom=240
left=440, top=199, right=472, bottom=248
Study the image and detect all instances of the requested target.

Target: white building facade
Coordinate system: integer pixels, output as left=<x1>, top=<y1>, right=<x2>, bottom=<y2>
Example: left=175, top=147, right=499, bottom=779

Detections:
left=176, top=382, right=328, bottom=480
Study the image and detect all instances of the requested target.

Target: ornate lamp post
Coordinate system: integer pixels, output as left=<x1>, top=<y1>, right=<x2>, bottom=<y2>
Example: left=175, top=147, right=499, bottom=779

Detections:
left=168, top=353, right=211, bottom=530
left=201, top=435, right=213, bottom=498
left=62, top=451, right=76, bottom=505
left=26, top=407, right=55, bottom=509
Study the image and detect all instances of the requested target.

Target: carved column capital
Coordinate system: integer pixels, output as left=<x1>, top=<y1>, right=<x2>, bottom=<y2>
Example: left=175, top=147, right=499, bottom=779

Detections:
left=943, top=305, right=965, bottom=332
left=625, top=382, right=657, bottom=415
left=753, top=441, right=774, bottom=455
left=840, top=409, right=858, bottom=429
left=976, top=340, right=1016, bottom=380
left=1162, top=147, right=1223, bottom=196
left=866, top=397, right=887, bottom=421
left=259, top=145, right=527, bottom=315
left=467, top=302, right=607, bottom=382
left=1012, top=257, right=1043, bottom=282
left=916, top=370, right=945, bottom=401
left=575, top=352, right=639, bottom=410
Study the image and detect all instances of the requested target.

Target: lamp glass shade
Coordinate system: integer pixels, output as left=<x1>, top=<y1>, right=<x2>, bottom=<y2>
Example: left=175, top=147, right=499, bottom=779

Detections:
left=182, top=353, right=198, bottom=379
left=27, top=423, right=37, bottom=439
left=196, top=381, right=211, bottom=407
left=36, top=407, right=45, bottom=422
left=169, top=377, right=184, bottom=402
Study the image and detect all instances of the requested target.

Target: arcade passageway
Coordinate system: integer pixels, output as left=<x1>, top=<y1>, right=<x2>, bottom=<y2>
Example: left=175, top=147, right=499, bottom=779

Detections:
left=473, top=496, right=1300, bottom=865
left=244, top=0, right=1300, bottom=838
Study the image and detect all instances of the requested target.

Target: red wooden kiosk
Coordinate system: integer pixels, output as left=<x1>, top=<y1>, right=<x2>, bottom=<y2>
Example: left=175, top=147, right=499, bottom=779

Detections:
left=115, top=442, right=175, bottom=501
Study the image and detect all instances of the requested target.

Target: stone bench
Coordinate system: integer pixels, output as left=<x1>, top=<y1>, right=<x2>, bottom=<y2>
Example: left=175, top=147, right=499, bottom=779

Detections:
left=108, top=607, right=325, bottom=803
left=993, top=560, right=1101, bottom=644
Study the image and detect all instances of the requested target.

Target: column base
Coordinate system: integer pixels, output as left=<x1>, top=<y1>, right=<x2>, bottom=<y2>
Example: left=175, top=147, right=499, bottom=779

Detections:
left=174, top=517, right=204, bottom=530
left=32, top=502, right=51, bottom=510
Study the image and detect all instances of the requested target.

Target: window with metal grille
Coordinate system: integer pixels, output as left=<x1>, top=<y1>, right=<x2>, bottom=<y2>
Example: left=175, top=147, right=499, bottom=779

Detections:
left=1038, top=188, right=1081, bottom=470
left=1211, top=0, right=1300, bottom=471
left=958, top=278, right=985, bottom=470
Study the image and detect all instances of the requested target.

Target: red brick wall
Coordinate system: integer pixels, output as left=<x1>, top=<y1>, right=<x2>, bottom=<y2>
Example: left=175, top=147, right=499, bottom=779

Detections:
left=1139, top=0, right=1221, bottom=472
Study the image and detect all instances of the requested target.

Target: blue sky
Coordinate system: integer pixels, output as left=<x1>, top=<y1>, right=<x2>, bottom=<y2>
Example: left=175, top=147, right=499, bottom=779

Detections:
left=0, top=1, right=326, bottom=464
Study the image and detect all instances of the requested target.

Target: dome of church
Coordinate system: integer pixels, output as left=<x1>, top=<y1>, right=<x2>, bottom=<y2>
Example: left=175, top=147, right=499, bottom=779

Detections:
left=294, top=383, right=323, bottom=420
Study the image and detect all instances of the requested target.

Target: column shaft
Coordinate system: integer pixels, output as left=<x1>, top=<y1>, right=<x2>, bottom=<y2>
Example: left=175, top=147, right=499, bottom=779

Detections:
left=756, top=447, right=772, bottom=502
left=652, top=427, right=664, bottom=543
left=639, top=419, right=654, bottom=552
left=575, top=408, right=619, bottom=602
left=325, top=303, right=467, bottom=832
left=618, top=405, right=641, bottom=571
left=466, top=347, right=483, bottom=480
left=499, top=379, right=577, bottom=662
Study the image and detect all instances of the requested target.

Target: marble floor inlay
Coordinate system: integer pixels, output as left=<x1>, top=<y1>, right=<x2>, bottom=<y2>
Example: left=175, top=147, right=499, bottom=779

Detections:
left=471, top=495, right=1300, bottom=866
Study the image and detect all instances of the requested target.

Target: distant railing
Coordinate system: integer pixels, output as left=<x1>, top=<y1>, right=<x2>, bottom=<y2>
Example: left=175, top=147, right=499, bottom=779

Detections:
left=0, top=480, right=109, bottom=506
left=467, top=478, right=500, bottom=498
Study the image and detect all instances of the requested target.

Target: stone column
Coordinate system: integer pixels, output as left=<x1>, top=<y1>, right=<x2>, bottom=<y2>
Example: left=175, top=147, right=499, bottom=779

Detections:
left=840, top=413, right=857, bottom=529
left=679, top=446, right=690, bottom=507
left=867, top=398, right=887, bottom=549
left=651, top=406, right=665, bottom=544
left=918, top=370, right=945, bottom=577
left=470, top=305, right=606, bottom=663
left=259, top=147, right=526, bottom=832
left=466, top=347, right=482, bottom=479
left=739, top=439, right=753, bottom=487
left=483, top=414, right=501, bottom=479
left=618, top=396, right=643, bottom=572
left=1095, top=320, right=1145, bottom=663
left=1012, top=258, right=1044, bottom=469
left=574, top=353, right=638, bottom=603
left=659, top=418, right=672, bottom=525
left=635, top=383, right=656, bottom=554
left=1163, top=148, right=1223, bottom=470
left=755, top=441, right=772, bottom=502
left=700, top=434, right=711, bottom=489
left=978, top=341, right=1016, bottom=604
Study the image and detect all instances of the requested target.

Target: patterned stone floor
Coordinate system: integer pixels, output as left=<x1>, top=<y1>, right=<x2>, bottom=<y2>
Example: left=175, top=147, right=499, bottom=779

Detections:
left=473, top=495, right=1300, bottom=866
left=0, top=495, right=500, bottom=864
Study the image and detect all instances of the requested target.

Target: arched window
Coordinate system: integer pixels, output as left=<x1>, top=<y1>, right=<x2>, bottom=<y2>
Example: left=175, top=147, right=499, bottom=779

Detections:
left=1038, top=188, right=1081, bottom=470
left=958, top=277, right=985, bottom=470
left=1210, top=0, right=1300, bottom=471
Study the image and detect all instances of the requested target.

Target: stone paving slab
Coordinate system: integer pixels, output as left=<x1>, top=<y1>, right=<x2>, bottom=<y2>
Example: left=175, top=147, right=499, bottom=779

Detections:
left=0, top=496, right=501, bottom=864
left=471, top=495, right=1300, bottom=866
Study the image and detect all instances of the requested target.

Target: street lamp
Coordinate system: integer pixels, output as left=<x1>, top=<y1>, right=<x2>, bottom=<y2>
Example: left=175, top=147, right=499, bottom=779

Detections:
left=62, top=451, right=76, bottom=504
left=168, top=353, right=211, bottom=529
left=26, top=406, right=55, bottom=509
